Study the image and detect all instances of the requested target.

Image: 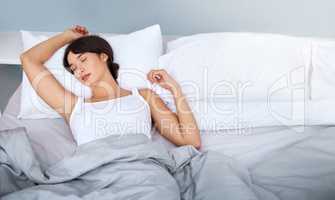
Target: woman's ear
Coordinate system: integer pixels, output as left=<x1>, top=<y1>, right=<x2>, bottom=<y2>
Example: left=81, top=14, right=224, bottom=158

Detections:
left=100, top=53, right=108, bottom=62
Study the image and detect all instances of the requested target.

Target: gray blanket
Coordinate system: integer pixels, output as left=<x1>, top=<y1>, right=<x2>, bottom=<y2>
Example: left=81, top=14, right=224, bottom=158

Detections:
left=0, top=127, right=259, bottom=200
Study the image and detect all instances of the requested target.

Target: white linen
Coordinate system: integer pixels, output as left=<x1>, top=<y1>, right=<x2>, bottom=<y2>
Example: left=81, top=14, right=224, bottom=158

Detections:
left=155, top=32, right=315, bottom=130
left=160, top=32, right=311, bottom=102
left=310, top=40, right=335, bottom=100
left=99, top=25, right=163, bottom=90
left=154, top=96, right=335, bottom=130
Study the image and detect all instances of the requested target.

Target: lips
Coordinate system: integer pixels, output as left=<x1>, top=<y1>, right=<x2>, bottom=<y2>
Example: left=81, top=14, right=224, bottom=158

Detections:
left=82, top=73, right=91, bottom=82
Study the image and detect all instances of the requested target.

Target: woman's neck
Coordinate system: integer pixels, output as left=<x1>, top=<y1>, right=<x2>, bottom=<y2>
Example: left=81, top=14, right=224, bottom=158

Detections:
left=89, top=72, right=122, bottom=101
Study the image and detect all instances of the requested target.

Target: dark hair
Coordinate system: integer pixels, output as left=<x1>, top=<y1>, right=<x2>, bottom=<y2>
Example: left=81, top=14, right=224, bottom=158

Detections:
left=63, top=35, right=119, bottom=81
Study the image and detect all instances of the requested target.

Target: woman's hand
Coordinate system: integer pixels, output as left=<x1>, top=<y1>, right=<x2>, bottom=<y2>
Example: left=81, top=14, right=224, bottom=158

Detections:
left=147, top=69, right=181, bottom=94
left=63, top=25, right=89, bottom=41
left=144, top=69, right=201, bottom=149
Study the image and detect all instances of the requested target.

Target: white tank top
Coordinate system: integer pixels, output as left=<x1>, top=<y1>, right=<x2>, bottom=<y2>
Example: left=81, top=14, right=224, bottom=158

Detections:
left=69, top=87, right=152, bottom=146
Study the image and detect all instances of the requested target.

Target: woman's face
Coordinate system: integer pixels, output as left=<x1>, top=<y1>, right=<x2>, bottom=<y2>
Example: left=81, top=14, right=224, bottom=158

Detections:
left=67, top=51, right=108, bottom=86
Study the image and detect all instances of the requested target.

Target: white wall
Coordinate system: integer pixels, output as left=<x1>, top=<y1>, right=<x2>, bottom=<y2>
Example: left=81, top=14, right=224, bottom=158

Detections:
left=0, top=0, right=334, bottom=37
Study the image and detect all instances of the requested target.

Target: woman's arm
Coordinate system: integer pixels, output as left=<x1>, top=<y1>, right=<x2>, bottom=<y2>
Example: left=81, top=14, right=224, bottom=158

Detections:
left=140, top=69, right=201, bottom=149
left=20, top=25, right=88, bottom=122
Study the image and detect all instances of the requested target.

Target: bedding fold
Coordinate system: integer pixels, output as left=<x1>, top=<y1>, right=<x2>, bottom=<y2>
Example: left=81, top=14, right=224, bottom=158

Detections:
left=0, top=127, right=259, bottom=200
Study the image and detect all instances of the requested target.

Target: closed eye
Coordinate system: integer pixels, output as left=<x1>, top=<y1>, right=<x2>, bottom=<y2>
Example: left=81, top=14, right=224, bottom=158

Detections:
left=70, top=65, right=77, bottom=72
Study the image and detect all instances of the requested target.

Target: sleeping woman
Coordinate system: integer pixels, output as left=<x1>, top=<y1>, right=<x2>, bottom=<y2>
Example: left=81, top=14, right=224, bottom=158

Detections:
left=15, top=26, right=257, bottom=200
left=20, top=25, right=201, bottom=149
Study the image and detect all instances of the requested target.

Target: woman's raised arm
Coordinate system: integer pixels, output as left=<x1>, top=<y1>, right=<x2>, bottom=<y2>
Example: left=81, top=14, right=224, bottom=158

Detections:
left=141, top=69, right=201, bottom=149
left=20, top=25, right=88, bottom=122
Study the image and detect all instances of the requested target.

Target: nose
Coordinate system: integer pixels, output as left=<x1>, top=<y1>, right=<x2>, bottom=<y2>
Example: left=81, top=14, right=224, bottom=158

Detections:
left=74, top=64, right=85, bottom=78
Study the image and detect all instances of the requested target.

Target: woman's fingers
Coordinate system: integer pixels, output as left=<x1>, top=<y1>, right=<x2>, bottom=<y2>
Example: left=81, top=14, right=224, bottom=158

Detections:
left=72, top=25, right=88, bottom=35
left=147, top=69, right=168, bottom=85
left=147, top=69, right=179, bottom=91
left=64, top=25, right=89, bottom=41
left=152, top=71, right=162, bottom=80
left=147, top=70, right=155, bottom=83
left=77, top=27, right=87, bottom=34
left=148, top=70, right=160, bottom=83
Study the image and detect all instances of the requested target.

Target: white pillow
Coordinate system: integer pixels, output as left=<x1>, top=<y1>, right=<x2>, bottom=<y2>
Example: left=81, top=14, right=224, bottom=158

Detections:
left=160, top=96, right=335, bottom=130
left=19, top=24, right=163, bottom=119
left=310, top=40, right=335, bottom=100
left=159, top=33, right=311, bottom=103
left=159, top=89, right=335, bottom=131
left=99, top=24, right=163, bottom=90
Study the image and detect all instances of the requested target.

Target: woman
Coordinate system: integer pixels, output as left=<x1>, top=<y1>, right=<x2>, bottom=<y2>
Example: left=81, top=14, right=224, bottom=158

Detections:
left=20, top=25, right=201, bottom=149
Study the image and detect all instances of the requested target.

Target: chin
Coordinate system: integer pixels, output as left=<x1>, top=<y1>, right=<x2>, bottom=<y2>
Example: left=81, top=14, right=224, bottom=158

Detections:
left=85, top=79, right=98, bottom=87
left=83, top=82, right=91, bottom=87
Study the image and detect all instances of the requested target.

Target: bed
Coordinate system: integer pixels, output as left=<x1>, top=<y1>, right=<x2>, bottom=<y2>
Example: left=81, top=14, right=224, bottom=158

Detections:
left=1, top=84, right=335, bottom=200
left=1, top=28, right=335, bottom=199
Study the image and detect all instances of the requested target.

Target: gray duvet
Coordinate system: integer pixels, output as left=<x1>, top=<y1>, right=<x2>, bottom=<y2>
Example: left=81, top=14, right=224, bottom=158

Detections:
left=0, top=127, right=259, bottom=200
